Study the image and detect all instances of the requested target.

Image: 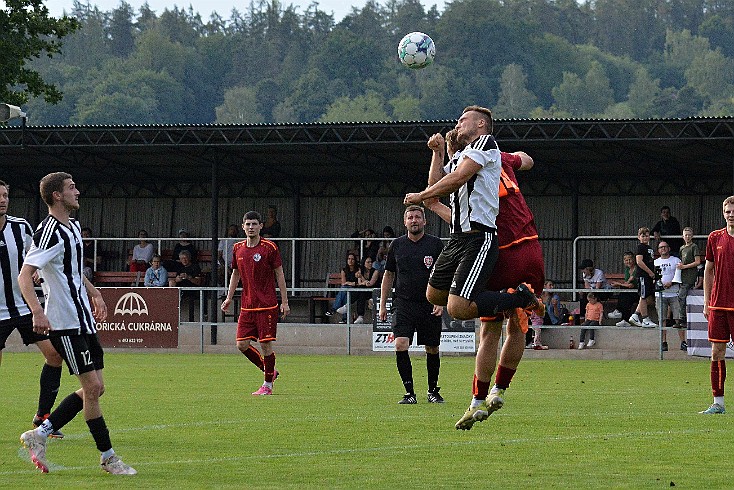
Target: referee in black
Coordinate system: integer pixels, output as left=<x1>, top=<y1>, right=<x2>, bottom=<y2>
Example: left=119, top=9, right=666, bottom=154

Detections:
left=379, top=205, right=446, bottom=404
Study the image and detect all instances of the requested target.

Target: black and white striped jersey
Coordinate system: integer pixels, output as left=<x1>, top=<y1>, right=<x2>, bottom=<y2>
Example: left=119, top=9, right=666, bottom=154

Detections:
left=24, top=215, right=96, bottom=334
left=442, top=134, right=502, bottom=233
left=0, top=215, right=33, bottom=320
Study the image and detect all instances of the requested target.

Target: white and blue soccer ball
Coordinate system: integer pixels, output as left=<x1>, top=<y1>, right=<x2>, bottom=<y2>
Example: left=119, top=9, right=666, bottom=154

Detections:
left=397, top=32, right=435, bottom=70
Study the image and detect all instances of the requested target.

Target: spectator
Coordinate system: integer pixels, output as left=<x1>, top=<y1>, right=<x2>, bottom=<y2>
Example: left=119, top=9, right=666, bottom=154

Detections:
left=373, top=245, right=388, bottom=274
left=144, top=255, right=168, bottom=287
left=655, top=241, right=684, bottom=351
left=543, top=280, right=565, bottom=326
left=165, top=228, right=197, bottom=272
left=579, top=258, right=610, bottom=312
left=362, top=228, right=380, bottom=261
left=80, top=226, right=101, bottom=281
left=529, top=311, right=548, bottom=350
left=652, top=205, right=683, bottom=255
left=578, top=292, right=602, bottom=349
left=580, top=259, right=609, bottom=290
left=677, top=227, right=701, bottom=329
left=261, top=205, right=281, bottom=238
left=353, top=256, right=380, bottom=324
left=610, top=251, right=639, bottom=327
left=694, top=252, right=705, bottom=289
left=628, top=227, right=658, bottom=328
left=325, top=252, right=360, bottom=323
left=218, top=224, right=240, bottom=285
left=168, top=250, right=202, bottom=288
left=129, top=229, right=154, bottom=273
left=380, top=226, right=396, bottom=249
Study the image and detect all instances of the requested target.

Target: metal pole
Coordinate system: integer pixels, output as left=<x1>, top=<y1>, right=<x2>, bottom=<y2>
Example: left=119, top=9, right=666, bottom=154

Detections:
left=210, top=158, right=219, bottom=345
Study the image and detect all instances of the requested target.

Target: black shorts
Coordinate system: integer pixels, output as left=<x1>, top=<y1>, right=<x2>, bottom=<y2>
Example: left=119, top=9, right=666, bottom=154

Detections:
left=0, top=314, right=48, bottom=350
left=639, top=276, right=654, bottom=299
left=49, top=331, right=104, bottom=375
left=392, top=298, right=443, bottom=347
left=428, top=231, right=498, bottom=300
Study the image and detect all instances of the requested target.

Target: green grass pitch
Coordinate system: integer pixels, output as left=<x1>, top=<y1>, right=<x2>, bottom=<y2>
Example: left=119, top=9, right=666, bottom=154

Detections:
left=1, top=352, right=732, bottom=488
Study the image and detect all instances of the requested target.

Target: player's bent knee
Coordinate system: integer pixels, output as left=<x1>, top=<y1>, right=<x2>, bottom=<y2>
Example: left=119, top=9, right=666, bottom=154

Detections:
left=426, top=286, right=448, bottom=307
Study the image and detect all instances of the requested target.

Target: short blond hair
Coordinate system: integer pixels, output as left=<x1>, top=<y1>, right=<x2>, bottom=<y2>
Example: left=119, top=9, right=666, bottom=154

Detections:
left=723, top=196, right=734, bottom=208
left=637, top=227, right=650, bottom=235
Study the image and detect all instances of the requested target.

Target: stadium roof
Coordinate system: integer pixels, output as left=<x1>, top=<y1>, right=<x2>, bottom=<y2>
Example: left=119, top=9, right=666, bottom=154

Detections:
left=1, top=117, right=733, bottom=198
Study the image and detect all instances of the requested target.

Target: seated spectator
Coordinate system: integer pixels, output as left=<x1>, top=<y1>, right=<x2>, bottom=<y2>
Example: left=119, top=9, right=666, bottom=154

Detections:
left=165, top=228, right=198, bottom=272
left=353, top=256, right=381, bottom=324
left=81, top=226, right=102, bottom=281
left=144, top=254, right=168, bottom=287
left=168, top=250, right=202, bottom=288
left=218, top=224, right=240, bottom=285
left=362, top=229, right=380, bottom=261
left=543, top=280, right=566, bottom=325
left=651, top=205, right=683, bottom=255
left=578, top=292, right=602, bottom=349
left=609, top=251, right=639, bottom=327
left=325, top=252, right=360, bottom=323
left=261, top=205, right=281, bottom=238
left=373, top=245, right=388, bottom=274
left=130, top=229, right=154, bottom=273
left=579, top=259, right=610, bottom=309
left=380, top=226, right=396, bottom=249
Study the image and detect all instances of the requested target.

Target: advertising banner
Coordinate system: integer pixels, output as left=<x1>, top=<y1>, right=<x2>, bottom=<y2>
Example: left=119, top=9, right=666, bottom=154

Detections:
left=372, top=290, right=475, bottom=352
left=686, top=290, right=734, bottom=358
left=96, top=288, right=179, bottom=348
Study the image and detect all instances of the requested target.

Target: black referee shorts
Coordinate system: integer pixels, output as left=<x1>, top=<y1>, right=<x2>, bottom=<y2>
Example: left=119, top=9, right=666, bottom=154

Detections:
left=392, top=297, right=442, bottom=347
left=428, top=231, right=498, bottom=300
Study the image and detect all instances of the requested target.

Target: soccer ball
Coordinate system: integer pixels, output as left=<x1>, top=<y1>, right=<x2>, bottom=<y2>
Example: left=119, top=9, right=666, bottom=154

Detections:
left=397, top=32, right=435, bottom=70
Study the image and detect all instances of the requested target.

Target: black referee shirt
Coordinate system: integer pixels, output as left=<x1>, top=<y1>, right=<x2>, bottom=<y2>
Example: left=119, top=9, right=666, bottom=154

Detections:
left=385, top=233, right=444, bottom=302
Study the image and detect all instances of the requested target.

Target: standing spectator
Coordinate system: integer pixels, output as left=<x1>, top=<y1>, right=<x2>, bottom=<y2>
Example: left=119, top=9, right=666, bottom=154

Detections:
left=144, top=255, right=168, bottom=287
left=677, top=227, right=701, bottom=329
left=380, top=226, right=396, bottom=249
left=353, top=256, right=380, bottom=324
left=129, top=229, right=154, bottom=273
left=655, top=241, right=684, bottom=351
left=699, top=196, right=734, bottom=414
left=578, top=292, right=602, bottom=349
left=18, top=172, right=136, bottom=474
left=261, top=205, right=281, bottom=238
left=379, top=205, right=445, bottom=404
left=221, top=211, right=289, bottom=396
left=81, top=227, right=101, bottom=281
left=529, top=311, right=548, bottom=350
left=0, top=180, right=65, bottom=438
left=652, top=205, right=683, bottom=255
left=628, top=227, right=658, bottom=327
left=361, top=228, right=380, bottom=261
left=611, top=252, right=639, bottom=327
left=172, top=229, right=197, bottom=265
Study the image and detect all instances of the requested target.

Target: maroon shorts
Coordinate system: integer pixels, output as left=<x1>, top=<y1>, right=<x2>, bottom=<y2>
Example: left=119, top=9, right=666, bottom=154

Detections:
left=237, top=307, right=278, bottom=343
left=486, top=238, right=545, bottom=294
left=707, top=308, right=734, bottom=343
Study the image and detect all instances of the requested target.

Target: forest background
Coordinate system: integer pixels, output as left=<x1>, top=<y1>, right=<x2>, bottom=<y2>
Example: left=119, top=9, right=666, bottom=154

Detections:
left=14, top=0, right=734, bottom=124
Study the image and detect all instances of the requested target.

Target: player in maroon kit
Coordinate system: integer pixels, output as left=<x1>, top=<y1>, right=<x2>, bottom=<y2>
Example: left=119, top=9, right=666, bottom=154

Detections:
left=221, top=211, right=290, bottom=396
left=423, top=129, right=544, bottom=430
left=700, top=196, right=734, bottom=414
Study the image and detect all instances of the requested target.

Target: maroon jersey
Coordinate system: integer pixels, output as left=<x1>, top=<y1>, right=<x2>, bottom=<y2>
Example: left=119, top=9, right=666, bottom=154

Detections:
left=231, top=238, right=282, bottom=311
left=705, top=228, right=734, bottom=310
left=497, top=152, right=539, bottom=249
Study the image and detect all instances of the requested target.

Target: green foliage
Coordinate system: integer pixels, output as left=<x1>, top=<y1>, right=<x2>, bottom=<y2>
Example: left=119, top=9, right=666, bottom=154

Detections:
left=215, top=85, right=265, bottom=123
left=0, top=0, right=80, bottom=105
left=2, top=353, right=731, bottom=487
left=10, top=0, right=734, bottom=123
left=319, top=91, right=391, bottom=122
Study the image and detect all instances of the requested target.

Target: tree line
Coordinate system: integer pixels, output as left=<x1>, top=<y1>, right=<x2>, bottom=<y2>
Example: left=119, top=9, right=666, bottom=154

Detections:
left=10, top=0, right=734, bottom=124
